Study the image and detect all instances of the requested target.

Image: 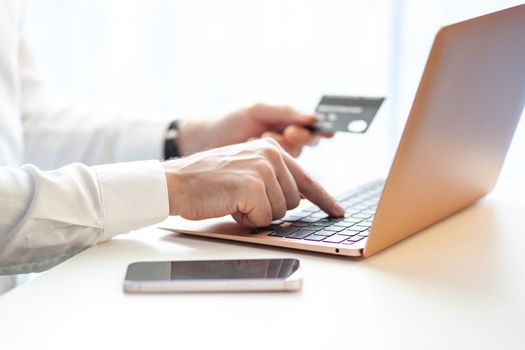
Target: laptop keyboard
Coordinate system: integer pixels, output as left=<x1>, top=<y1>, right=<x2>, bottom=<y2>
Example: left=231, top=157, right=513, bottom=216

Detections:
left=250, top=180, right=385, bottom=246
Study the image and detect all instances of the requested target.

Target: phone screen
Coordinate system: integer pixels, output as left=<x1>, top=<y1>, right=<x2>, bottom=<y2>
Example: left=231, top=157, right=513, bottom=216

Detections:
left=125, top=258, right=300, bottom=281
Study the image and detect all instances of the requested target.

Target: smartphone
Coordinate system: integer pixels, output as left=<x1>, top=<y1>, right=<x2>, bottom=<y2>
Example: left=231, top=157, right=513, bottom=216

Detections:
left=123, top=258, right=302, bottom=293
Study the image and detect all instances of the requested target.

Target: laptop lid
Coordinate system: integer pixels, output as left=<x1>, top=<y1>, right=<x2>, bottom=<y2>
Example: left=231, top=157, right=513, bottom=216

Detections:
left=364, top=4, right=525, bottom=257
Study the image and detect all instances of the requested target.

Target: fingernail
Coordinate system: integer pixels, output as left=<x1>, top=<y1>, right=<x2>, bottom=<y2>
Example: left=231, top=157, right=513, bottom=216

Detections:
left=332, top=202, right=345, bottom=217
left=302, top=115, right=316, bottom=124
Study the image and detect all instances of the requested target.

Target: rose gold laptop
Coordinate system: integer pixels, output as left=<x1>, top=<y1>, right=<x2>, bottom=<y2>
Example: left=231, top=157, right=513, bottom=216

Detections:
left=162, top=4, right=525, bottom=257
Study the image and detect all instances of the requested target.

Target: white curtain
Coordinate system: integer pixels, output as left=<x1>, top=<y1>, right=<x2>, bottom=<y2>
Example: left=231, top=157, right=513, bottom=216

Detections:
left=24, top=0, right=524, bottom=189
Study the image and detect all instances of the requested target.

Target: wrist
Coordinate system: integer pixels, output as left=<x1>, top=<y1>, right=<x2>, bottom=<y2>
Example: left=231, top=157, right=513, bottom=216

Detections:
left=162, top=159, right=184, bottom=216
left=177, top=119, right=216, bottom=155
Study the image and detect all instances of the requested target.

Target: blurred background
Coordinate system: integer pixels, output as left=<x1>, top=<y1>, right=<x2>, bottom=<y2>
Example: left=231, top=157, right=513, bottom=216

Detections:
left=24, top=0, right=525, bottom=193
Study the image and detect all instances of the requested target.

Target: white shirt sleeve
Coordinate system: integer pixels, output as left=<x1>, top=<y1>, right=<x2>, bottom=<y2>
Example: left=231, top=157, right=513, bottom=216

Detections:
left=0, top=160, right=169, bottom=275
left=0, top=17, right=172, bottom=275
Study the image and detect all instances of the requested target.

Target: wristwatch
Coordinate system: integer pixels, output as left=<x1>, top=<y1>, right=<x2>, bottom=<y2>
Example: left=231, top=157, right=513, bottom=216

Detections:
left=164, top=120, right=180, bottom=160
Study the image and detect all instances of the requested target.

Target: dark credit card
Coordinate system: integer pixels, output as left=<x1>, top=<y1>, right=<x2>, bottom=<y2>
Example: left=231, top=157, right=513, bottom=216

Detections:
left=309, top=95, right=385, bottom=133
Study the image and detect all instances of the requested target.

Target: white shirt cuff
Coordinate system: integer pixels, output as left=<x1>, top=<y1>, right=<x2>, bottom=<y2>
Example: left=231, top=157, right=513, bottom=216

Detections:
left=92, top=160, right=169, bottom=241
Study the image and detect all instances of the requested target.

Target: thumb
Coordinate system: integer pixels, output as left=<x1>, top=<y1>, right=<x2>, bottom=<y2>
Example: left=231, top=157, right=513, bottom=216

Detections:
left=252, top=104, right=316, bottom=129
left=295, top=113, right=317, bottom=126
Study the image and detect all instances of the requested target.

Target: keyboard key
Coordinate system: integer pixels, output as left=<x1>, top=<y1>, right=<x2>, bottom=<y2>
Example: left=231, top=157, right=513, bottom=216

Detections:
left=359, top=229, right=370, bottom=237
left=304, top=234, right=327, bottom=241
left=299, top=216, right=320, bottom=224
left=291, top=221, right=311, bottom=227
left=325, top=217, right=344, bottom=222
left=322, top=234, right=351, bottom=243
left=311, top=222, right=332, bottom=228
left=323, top=226, right=346, bottom=232
left=268, top=226, right=300, bottom=237
left=352, top=224, right=371, bottom=231
left=338, top=230, right=361, bottom=236
left=331, top=222, right=351, bottom=228
left=267, top=231, right=282, bottom=237
left=270, top=220, right=284, bottom=226
left=344, top=224, right=360, bottom=230
left=274, top=222, right=293, bottom=229
left=352, top=213, right=372, bottom=219
left=302, top=206, right=320, bottom=213
left=342, top=217, right=363, bottom=223
left=360, top=210, right=376, bottom=216
left=348, top=236, right=365, bottom=242
left=282, top=214, right=302, bottom=222
left=310, top=212, right=329, bottom=219
left=295, top=210, right=316, bottom=217
left=314, top=230, right=336, bottom=237
left=286, top=229, right=318, bottom=239
left=342, top=201, right=358, bottom=206
left=344, top=228, right=362, bottom=235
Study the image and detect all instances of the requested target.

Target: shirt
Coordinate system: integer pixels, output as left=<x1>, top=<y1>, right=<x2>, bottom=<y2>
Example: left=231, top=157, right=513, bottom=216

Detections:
left=0, top=1, right=170, bottom=277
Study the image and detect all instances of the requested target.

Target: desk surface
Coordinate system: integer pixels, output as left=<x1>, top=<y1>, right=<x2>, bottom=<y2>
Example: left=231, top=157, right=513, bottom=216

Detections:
left=1, top=185, right=524, bottom=350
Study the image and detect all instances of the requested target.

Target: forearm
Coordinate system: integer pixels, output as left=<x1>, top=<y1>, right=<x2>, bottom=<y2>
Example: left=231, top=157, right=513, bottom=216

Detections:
left=22, top=102, right=171, bottom=168
left=0, top=161, right=169, bottom=275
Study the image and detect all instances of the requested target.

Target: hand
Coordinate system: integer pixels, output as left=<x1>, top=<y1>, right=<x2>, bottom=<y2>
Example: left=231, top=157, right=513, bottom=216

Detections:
left=162, top=138, right=345, bottom=227
left=176, top=103, right=333, bottom=157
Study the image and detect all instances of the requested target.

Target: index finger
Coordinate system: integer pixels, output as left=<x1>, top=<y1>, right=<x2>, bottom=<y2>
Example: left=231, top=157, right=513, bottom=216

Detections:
left=280, top=152, right=345, bottom=217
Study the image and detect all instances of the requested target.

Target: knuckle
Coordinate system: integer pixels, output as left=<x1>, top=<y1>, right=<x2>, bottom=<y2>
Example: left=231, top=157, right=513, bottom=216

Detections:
left=262, top=145, right=281, bottom=162
left=251, top=208, right=272, bottom=227
left=253, top=159, right=274, bottom=178
left=260, top=215, right=273, bottom=227
left=288, top=194, right=301, bottom=209
left=275, top=205, right=286, bottom=220
left=258, top=140, right=283, bottom=160
left=261, top=137, right=280, bottom=148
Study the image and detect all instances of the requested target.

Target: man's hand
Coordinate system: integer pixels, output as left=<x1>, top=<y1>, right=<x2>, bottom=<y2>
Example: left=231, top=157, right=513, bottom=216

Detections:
left=176, top=104, right=333, bottom=157
left=162, top=138, right=344, bottom=227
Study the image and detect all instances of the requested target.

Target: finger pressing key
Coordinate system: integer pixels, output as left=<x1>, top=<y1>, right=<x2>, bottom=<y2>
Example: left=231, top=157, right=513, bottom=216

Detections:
left=280, top=152, right=345, bottom=217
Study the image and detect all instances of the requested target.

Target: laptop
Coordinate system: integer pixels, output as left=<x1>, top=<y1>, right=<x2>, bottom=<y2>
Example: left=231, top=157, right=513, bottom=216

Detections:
left=162, top=4, right=525, bottom=257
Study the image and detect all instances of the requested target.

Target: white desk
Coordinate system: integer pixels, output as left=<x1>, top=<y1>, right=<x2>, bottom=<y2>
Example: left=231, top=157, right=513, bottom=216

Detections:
left=1, top=184, right=524, bottom=350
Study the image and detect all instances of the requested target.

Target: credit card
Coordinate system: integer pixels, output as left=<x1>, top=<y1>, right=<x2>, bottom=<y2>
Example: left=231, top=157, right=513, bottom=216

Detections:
left=308, top=95, right=385, bottom=133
